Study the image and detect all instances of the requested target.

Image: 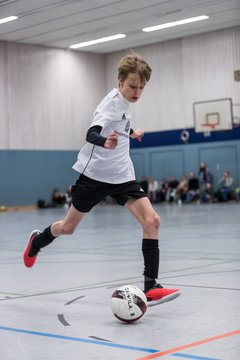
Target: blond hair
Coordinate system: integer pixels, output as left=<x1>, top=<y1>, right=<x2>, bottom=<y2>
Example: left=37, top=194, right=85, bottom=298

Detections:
left=117, top=53, right=152, bottom=84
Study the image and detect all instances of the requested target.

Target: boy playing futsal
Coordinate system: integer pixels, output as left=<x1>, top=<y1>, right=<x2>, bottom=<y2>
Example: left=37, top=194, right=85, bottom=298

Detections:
left=23, top=53, right=180, bottom=306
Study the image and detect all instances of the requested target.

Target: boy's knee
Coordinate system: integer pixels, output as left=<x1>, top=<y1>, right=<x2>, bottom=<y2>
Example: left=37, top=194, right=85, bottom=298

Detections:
left=62, top=224, right=75, bottom=235
left=153, top=214, right=160, bottom=229
left=145, top=213, right=160, bottom=230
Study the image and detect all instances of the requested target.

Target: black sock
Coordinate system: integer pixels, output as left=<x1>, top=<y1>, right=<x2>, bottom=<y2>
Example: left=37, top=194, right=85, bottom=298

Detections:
left=142, top=239, right=159, bottom=292
left=32, top=225, right=56, bottom=250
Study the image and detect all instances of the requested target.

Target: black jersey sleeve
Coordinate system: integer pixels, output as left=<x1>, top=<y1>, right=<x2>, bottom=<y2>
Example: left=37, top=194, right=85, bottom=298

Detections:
left=86, top=125, right=107, bottom=147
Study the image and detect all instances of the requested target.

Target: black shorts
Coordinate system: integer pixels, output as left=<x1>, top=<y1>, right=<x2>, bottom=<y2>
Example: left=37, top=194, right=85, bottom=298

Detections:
left=71, top=174, right=147, bottom=213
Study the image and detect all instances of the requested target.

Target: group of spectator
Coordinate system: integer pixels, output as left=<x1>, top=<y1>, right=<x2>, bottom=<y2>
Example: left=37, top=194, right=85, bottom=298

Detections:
left=37, top=187, right=72, bottom=209
left=37, top=165, right=237, bottom=209
left=140, top=162, right=237, bottom=204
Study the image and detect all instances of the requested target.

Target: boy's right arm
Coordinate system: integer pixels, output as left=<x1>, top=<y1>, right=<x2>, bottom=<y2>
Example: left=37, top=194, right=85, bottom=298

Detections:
left=86, top=126, right=118, bottom=149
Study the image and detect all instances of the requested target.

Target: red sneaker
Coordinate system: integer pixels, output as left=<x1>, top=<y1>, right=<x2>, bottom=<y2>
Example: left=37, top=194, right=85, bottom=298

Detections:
left=23, top=230, right=41, bottom=268
left=145, top=284, right=180, bottom=306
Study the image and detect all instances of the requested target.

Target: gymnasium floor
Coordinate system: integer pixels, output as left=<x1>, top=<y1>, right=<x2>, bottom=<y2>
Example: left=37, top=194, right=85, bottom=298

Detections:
left=0, top=203, right=239, bottom=360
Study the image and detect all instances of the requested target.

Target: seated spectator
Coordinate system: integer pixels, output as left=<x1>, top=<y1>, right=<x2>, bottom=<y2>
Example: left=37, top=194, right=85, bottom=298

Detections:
left=186, top=172, right=199, bottom=203
left=215, top=171, right=234, bottom=202
left=64, top=186, right=72, bottom=207
left=37, top=199, right=49, bottom=209
left=51, top=188, right=66, bottom=207
left=176, top=176, right=188, bottom=204
left=158, top=178, right=168, bottom=202
left=202, top=182, right=213, bottom=203
left=148, top=176, right=159, bottom=203
left=139, top=175, right=148, bottom=193
left=198, top=162, right=213, bottom=203
left=166, top=176, right=179, bottom=203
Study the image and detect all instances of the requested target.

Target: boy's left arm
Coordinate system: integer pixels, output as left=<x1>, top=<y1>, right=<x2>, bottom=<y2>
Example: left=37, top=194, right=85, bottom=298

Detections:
left=130, top=128, right=144, bottom=142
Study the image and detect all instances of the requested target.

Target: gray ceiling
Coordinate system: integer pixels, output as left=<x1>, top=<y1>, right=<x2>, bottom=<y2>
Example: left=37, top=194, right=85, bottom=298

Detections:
left=0, top=0, right=240, bottom=53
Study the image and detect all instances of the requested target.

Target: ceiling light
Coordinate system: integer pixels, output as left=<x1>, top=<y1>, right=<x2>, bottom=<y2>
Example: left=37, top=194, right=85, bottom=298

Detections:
left=142, top=15, right=209, bottom=32
left=0, top=16, right=18, bottom=25
left=70, top=34, right=126, bottom=49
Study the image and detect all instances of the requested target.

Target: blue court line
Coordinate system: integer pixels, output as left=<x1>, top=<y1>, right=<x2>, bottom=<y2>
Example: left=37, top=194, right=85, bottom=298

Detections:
left=0, top=326, right=158, bottom=354
left=172, top=353, right=221, bottom=360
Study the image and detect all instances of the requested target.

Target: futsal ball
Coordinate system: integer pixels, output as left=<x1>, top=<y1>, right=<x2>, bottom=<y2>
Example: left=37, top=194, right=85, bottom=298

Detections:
left=111, top=285, right=147, bottom=323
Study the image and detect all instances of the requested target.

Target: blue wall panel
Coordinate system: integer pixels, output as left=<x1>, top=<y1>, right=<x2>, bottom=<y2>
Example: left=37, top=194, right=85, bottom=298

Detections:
left=130, top=127, right=240, bottom=148
left=131, top=140, right=240, bottom=190
left=130, top=127, right=240, bottom=188
left=149, top=150, right=185, bottom=180
left=130, top=152, right=145, bottom=181
left=0, top=128, right=239, bottom=206
left=198, top=145, right=238, bottom=188
left=0, top=150, right=78, bottom=206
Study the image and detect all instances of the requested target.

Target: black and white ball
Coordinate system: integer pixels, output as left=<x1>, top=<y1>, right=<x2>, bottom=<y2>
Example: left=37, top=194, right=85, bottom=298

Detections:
left=111, top=285, right=147, bottom=323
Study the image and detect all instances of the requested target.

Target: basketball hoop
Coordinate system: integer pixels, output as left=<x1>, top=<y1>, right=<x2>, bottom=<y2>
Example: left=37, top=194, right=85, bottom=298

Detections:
left=202, top=123, right=216, bottom=130
left=202, top=121, right=215, bottom=137
left=193, top=98, right=233, bottom=133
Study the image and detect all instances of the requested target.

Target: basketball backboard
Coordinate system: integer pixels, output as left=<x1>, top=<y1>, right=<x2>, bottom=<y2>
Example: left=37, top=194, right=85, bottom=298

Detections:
left=193, top=98, right=233, bottom=133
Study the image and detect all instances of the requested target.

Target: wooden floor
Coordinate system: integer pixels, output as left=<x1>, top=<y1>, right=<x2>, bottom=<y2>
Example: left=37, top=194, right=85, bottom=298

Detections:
left=0, top=203, right=240, bottom=360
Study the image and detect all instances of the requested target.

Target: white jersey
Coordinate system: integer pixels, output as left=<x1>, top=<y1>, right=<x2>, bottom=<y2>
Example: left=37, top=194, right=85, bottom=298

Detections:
left=72, top=88, right=135, bottom=184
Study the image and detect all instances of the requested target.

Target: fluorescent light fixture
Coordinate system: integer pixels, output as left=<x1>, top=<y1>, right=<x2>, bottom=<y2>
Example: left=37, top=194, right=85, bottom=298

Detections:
left=0, top=15, right=18, bottom=25
left=70, top=34, right=126, bottom=49
left=142, top=15, right=209, bottom=32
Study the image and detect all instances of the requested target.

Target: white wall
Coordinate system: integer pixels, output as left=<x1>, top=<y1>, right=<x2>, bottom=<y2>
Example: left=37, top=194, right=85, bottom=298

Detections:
left=0, top=41, right=105, bottom=150
left=105, top=26, right=240, bottom=132
left=0, top=26, right=239, bottom=150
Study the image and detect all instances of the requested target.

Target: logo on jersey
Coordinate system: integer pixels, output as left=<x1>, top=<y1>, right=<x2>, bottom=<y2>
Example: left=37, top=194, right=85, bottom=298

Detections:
left=122, top=113, right=126, bottom=120
left=125, top=120, right=130, bottom=133
left=117, top=131, right=129, bottom=139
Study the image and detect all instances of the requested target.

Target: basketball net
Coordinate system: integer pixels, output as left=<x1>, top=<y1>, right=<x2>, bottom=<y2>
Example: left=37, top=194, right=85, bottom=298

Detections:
left=202, top=122, right=215, bottom=137
left=203, top=130, right=211, bottom=137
